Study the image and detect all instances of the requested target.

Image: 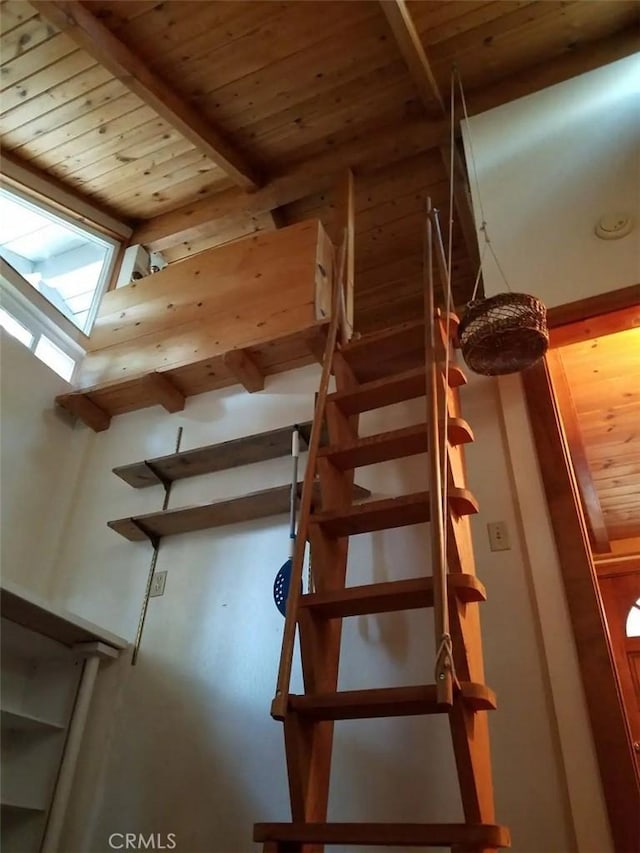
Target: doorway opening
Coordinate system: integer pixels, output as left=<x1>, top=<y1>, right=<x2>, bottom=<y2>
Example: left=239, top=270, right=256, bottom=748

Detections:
left=522, top=289, right=640, bottom=852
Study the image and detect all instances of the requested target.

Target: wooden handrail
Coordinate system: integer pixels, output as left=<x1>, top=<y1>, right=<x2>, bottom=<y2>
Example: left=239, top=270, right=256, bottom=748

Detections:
left=271, top=235, right=347, bottom=720
left=425, top=202, right=453, bottom=706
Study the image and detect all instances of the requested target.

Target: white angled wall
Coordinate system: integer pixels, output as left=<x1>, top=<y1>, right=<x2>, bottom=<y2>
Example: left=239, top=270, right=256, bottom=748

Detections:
left=462, top=53, right=640, bottom=306
left=459, top=56, right=640, bottom=853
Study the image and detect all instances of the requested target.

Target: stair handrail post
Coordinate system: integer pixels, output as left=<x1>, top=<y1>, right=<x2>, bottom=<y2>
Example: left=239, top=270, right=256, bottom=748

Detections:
left=424, top=200, right=454, bottom=707
left=271, top=232, right=348, bottom=721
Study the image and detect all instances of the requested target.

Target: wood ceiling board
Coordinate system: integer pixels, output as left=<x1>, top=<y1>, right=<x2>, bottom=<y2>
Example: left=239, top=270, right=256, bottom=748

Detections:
left=40, top=108, right=168, bottom=170
left=0, top=64, right=114, bottom=132
left=190, top=14, right=398, bottom=133
left=13, top=92, right=149, bottom=163
left=409, top=1, right=532, bottom=47
left=0, top=14, right=57, bottom=62
left=560, top=328, right=640, bottom=542
left=51, top=124, right=189, bottom=184
left=228, top=65, right=415, bottom=159
left=115, top=3, right=379, bottom=108
left=448, top=8, right=639, bottom=102
left=0, top=77, right=126, bottom=144
left=131, top=114, right=447, bottom=250
left=2, top=49, right=97, bottom=113
left=427, top=1, right=638, bottom=92
left=33, top=2, right=261, bottom=191
left=0, top=28, right=77, bottom=89
left=127, top=22, right=636, bottom=251
left=1, top=1, right=40, bottom=32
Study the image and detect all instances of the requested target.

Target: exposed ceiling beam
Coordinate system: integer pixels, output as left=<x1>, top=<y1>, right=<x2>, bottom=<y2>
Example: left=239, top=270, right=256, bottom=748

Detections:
left=133, top=117, right=447, bottom=251
left=379, top=0, right=444, bottom=114
left=378, top=1, right=483, bottom=275
left=32, top=1, right=260, bottom=191
left=548, top=350, right=611, bottom=554
left=0, top=147, right=133, bottom=240
left=131, top=26, right=638, bottom=252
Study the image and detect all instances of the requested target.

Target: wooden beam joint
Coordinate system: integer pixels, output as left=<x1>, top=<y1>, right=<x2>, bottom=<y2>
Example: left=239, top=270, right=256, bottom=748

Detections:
left=223, top=349, right=265, bottom=393
left=57, top=392, right=111, bottom=432
left=146, top=372, right=185, bottom=413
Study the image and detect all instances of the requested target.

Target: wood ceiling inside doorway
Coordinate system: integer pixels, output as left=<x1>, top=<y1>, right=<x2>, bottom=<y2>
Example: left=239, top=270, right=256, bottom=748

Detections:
left=1, top=0, right=638, bottom=332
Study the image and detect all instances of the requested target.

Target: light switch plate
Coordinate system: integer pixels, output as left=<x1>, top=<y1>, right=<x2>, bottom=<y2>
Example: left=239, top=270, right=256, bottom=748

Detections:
left=488, top=521, right=510, bottom=552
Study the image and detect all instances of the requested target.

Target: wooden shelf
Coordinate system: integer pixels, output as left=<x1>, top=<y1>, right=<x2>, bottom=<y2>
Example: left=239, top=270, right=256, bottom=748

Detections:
left=1, top=709, right=65, bottom=735
left=0, top=581, right=128, bottom=651
left=0, top=800, right=46, bottom=815
left=114, top=421, right=316, bottom=489
left=108, top=482, right=371, bottom=542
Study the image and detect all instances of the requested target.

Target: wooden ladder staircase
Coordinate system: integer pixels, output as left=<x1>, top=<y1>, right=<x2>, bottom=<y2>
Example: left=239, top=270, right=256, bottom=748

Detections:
left=254, top=223, right=510, bottom=851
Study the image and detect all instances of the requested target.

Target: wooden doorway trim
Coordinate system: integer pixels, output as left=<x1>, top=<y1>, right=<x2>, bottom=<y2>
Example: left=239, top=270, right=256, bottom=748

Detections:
left=521, top=285, right=640, bottom=853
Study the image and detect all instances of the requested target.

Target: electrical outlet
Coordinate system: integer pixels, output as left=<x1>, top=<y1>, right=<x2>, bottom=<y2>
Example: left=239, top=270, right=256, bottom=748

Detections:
left=150, top=571, right=167, bottom=597
left=487, top=521, right=510, bottom=552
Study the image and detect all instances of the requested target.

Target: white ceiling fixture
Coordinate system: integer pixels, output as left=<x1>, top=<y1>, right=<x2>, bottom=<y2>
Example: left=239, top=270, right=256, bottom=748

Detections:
left=595, top=213, right=634, bottom=240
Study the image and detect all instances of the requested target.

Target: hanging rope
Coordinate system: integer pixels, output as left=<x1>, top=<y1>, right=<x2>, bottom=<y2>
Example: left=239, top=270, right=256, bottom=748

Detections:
left=454, top=66, right=514, bottom=299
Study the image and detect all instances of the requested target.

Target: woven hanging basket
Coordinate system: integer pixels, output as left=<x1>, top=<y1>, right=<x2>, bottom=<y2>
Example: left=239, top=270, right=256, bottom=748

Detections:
left=458, top=292, right=549, bottom=376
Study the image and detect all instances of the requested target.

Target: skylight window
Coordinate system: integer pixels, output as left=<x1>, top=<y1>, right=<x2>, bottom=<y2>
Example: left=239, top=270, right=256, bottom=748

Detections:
left=0, top=187, right=117, bottom=334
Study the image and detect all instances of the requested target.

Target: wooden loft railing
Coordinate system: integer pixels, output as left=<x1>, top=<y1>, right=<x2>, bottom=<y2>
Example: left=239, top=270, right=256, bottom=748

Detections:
left=56, top=220, right=335, bottom=431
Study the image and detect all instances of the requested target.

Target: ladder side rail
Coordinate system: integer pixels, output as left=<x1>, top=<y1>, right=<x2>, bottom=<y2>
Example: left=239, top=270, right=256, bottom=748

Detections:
left=271, top=237, right=347, bottom=721
left=425, top=201, right=454, bottom=706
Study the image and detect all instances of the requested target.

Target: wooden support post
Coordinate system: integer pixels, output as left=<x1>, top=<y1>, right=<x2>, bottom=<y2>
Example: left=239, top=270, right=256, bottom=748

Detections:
left=223, top=348, right=265, bottom=392
left=327, top=170, right=355, bottom=345
left=146, top=372, right=185, bottom=413
left=57, top=393, right=111, bottom=432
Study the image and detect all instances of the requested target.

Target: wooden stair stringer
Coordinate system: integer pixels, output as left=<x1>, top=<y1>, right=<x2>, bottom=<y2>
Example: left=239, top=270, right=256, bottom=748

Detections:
left=287, top=348, right=360, bottom=831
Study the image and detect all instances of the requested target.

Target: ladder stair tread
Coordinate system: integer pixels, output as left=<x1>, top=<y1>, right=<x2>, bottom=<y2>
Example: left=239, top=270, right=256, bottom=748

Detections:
left=328, top=365, right=466, bottom=416
left=288, top=682, right=497, bottom=720
left=254, top=821, right=510, bottom=847
left=310, top=489, right=479, bottom=537
left=318, top=420, right=473, bottom=470
left=339, top=316, right=459, bottom=383
left=299, top=574, right=486, bottom=619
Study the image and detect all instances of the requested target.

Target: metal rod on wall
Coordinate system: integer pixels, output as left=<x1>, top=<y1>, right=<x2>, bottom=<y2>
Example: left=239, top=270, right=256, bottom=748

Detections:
left=132, top=426, right=183, bottom=665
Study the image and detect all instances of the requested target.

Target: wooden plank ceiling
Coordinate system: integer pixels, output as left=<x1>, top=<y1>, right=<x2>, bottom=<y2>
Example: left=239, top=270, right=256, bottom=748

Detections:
left=560, top=327, right=640, bottom=544
left=1, top=0, right=638, bottom=333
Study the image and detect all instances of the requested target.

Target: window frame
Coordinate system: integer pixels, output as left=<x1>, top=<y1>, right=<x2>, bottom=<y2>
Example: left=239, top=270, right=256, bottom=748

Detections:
left=0, top=182, right=120, bottom=336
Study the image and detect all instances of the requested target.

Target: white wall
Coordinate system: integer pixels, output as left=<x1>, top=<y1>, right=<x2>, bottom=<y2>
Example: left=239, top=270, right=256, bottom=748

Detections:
left=0, top=355, right=574, bottom=853
left=463, top=53, right=640, bottom=306
left=0, top=331, right=89, bottom=597
left=456, top=57, right=640, bottom=853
